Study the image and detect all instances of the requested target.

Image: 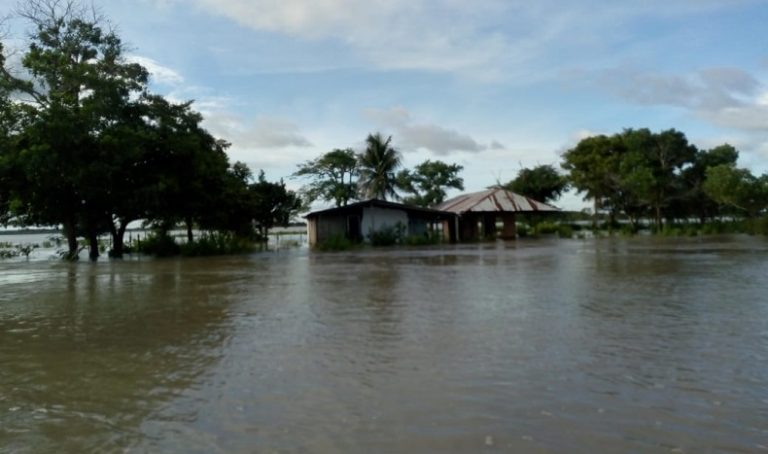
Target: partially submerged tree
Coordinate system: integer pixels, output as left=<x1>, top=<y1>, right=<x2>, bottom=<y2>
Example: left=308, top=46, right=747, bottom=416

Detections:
left=397, top=160, right=464, bottom=207
left=704, top=164, right=768, bottom=218
left=1, top=0, right=149, bottom=260
left=249, top=171, right=302, bottom=239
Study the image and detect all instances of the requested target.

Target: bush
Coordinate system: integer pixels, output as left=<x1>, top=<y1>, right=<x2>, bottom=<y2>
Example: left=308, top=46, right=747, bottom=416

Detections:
left=516, top=224, right=530, bottom=238
left=316, top=234, right=356, bottom=251
left=403, top=232, right=440, bottom=246
left=368, top=223, right=405, bottom=247
left=180, top=232, right=256, bottom=256
left=135, top=232, right=180, bottom=257
left=619, top=224, right=638, bottom=236
left=557, top=224, right=574, bottom=238
left=745, top=217, right=768, bottom=235
left=535, top=221, right=559, bottom=235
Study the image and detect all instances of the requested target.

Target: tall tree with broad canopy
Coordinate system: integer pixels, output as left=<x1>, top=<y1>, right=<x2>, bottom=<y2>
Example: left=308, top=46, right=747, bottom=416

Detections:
left=396, top=160, right=464, bottom=207
left=504, top=164, right=567, bottom=204
left=679, top=144, right=739, bottom=223
left=562, top=134, right=626, bottom=225
left=357, top=133, right=402, bottom=201
left=619, top=128, right=697, bottom=228
left=293, top=148, right=358, bottom=207
left=0, top=0, right=150, bottom=260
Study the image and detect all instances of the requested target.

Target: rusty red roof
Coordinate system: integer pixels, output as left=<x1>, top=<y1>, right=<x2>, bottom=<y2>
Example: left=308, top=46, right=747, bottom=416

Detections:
left=434, top=188, right=560, bottom=214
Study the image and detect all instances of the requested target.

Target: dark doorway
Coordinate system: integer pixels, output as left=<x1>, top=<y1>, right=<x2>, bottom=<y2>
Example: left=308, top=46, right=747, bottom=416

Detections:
left=347, top=216, right=362, bottom=242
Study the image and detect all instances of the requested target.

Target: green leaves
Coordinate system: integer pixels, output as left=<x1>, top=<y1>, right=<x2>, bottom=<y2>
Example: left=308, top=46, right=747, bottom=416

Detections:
left=397, top=160, right=464, bottom=207
left=704, top=165, right=768, bottom=217
left=504, top=164, right=566, bottom=204
left=294, top=148, right=358, bottom=207
left=357, top=133, right=402, bottom=201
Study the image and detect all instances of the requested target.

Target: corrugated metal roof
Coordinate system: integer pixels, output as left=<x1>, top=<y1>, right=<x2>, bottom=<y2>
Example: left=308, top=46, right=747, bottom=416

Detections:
left=305, top=198, right=457, bottom=218
left=434, top=188, right=560, bottom=214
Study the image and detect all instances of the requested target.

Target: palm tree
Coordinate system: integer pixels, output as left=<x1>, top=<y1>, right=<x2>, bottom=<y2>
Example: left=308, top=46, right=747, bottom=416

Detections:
left=357, top=133, right=402, bottom=200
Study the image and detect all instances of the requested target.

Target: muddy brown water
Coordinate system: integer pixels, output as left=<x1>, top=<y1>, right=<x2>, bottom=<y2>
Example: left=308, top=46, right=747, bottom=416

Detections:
left=1, top=236, right=767, bottom=453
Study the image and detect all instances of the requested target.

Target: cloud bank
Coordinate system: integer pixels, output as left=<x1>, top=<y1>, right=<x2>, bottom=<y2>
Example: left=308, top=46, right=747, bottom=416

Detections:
left=365, top=107, right=500, bottom=155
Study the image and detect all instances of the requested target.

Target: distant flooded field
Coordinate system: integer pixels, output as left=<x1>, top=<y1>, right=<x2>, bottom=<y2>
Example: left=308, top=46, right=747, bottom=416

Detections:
left=1, top=236, right=767, bottom=453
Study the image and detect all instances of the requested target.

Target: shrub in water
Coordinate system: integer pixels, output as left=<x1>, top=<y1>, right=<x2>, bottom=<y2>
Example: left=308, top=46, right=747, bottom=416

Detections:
left=557, top=224, right=574, bottom=238
left=368, top=223, right=405, bottom=247
left=316, top=234, right=356, bottom=251
left=135, top=233, right=180, bottom=257
left=180, top=232, right=255, bottom=256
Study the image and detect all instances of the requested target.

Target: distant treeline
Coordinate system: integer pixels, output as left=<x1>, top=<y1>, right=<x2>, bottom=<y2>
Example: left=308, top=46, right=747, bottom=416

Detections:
left=562, top=128, right=768, bottom=229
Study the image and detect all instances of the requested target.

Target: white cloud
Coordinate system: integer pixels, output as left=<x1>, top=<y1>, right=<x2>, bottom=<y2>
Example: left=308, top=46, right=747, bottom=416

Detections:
left=204, top=112, right=312, bottom=149
left=182, top=0, right=761, bottom=79
left=126, top=55, right=184, bottom=86
left=365, top=106, right=489, bottom=155
left=600, top=66, right=768, bottom=133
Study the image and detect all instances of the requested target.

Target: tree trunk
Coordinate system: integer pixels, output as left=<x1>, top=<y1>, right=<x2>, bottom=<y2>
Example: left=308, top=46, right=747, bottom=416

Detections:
left=655, top=205, right=663, bottom=230
left=186, top=217, right=194, bottom=243
left=110, top=220, right=128, bottom=258
left=88, top=230, right=99, bottom=262
left=63, top=219, right=79, bottom=261
left=592, top=198, right=599, bottom=230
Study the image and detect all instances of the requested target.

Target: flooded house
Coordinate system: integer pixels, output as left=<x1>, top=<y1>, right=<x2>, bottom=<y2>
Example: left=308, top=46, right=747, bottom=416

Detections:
left=305, top=199, right=457, bottom=246
left=434, top=188, right=559, bottom=241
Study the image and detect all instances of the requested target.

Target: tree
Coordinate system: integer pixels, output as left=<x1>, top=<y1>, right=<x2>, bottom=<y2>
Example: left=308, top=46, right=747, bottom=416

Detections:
left=0, top=0, right=149, bottom=260
left=619, top=128, right=697, bottom=228
left=504, top=164, right=567, bottom=204
left=357, top=133, right=402, bottom=200
left=397, top=160, right=464, bottom=207
left=139, top=96, right=231, bottom=244
left=293, top=148, right=357, bottom=207
left=249, top=171, right=302, bottom=239
left=562, top=134, right=625, bottom=224
left=704, top=165, right=768, bottom=218
left=679, top=144, right=739, bottom=223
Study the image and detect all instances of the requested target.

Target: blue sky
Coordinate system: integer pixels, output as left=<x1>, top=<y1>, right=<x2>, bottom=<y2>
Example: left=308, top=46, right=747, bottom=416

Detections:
left=3, top=0, right=767, bottom=209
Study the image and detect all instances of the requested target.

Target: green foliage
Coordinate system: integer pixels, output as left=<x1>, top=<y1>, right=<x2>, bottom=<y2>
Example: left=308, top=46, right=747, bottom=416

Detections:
left=0, top=4, right=300, bottom=260
left=135, top=232, right=180, bottom=257
left=505, top=165, right=567, bottom=204
left=315, top=234, right=357, bottom=251
left=534, top=221, right=560, bottom=235
left=562, top=128, right=748, bottom=229
left=516, top=224, right=530, bottom=238
left=397, top=160, right=464, bottom=207
left=249, top=171, right=303, bottom=238
left=180, top=232, right=255, bottom=256
left=368, top=222, right=406, bottom=246
left=557, top=224, right=574, bottom=239
left=403, top=232, right=441, bottom=246
left=357, top=133, right=402, bottom=201
left=703, top=164, right=768, bottom=218
left=745, top=217, right=768, bottom=236
left=294, top=148, right=358, bottom=207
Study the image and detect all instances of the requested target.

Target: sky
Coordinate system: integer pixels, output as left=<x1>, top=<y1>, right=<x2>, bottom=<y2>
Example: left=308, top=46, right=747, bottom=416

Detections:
left=2, top=0, right=767, bottom=210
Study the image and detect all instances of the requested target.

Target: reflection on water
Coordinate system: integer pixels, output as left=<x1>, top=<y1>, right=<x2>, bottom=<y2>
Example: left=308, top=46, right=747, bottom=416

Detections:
left=1, top=236, right=768, bottom=452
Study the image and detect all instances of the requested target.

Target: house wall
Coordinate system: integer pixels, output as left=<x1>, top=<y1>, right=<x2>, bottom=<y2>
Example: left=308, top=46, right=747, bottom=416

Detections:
left=315, top=214, right=347, bottom=244
left=361, top=207, right=408, bottom=239
left=307, top=218, right=318, bottom=246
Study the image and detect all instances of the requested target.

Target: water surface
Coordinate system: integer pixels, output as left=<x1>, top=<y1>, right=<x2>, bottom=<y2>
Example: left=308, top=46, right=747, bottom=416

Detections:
left=1, top=236, right=767, bottom=453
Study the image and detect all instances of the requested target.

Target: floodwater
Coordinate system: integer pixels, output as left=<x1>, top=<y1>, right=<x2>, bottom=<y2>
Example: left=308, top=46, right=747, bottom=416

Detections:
left=1, top=236, right=767, bottom=453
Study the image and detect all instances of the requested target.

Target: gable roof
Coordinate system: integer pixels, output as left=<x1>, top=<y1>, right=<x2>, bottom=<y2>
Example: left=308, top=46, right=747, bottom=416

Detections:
left=434, top=188, right=560, bottom=214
